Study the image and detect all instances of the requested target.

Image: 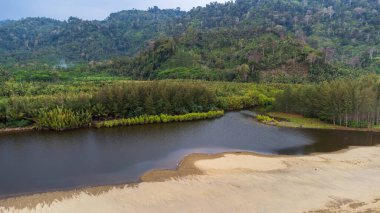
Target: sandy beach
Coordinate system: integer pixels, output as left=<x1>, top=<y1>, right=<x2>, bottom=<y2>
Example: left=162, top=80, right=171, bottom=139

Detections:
left=1, top=146, right=380, bottom=213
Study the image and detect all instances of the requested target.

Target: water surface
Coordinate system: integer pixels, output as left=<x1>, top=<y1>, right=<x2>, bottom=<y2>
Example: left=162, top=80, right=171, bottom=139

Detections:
left=0, top=111, right=379, bottom=198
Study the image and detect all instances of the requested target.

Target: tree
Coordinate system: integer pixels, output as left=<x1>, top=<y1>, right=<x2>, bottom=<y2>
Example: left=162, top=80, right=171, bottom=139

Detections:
left=0, top=67, right=11, bottom=86
left=235, top=64, right=250, bottom=82
left=144, top=95, right=156, bottom=115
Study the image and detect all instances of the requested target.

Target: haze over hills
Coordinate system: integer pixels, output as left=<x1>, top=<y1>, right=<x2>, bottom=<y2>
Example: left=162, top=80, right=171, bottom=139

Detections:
left=0, top=0, right=379, bottom=82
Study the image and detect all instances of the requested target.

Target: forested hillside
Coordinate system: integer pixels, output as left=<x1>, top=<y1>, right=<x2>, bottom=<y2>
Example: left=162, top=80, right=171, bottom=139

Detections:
left=0, top=0, right=379, bottom=81
left=0, top=8, right=184, bottom=64
left=94, top=29, right=362, bottom=82
left=186, top=0, right=380, bottom=69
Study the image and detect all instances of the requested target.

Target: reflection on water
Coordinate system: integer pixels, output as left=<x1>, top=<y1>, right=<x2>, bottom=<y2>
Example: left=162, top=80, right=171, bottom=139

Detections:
left=0, top=111, right=379, bottom=197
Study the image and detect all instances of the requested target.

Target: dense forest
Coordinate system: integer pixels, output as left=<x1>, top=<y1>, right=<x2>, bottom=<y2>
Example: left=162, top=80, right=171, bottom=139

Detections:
left=93, top=30, right=360, bottom=82
left=1, top=0, right=379, bottom=82
left=185, top=0, right=380, bottom=68
left=0, top=76, right=279, bottom=130
left=1, top=81, right=215, bottom=130
left=0, top=8, right=184, bottom=64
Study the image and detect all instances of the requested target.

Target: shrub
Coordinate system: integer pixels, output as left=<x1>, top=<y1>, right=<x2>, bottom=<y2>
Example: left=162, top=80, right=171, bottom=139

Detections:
left=95, top=110, right=224, bottom=128
left=347, top=120, right=368, bottom=128
left=6, top=119, right=32, bottom=128
left=256, top=114, right=277, bottom=124
left=36, top=107, right=91, bottom=131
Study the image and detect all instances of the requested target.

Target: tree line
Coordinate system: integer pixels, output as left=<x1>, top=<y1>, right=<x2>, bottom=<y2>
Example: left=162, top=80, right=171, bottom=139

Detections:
left=96, top=110, right=224, bottom=129
left=275, top=75, right=380, bottom=128
left=2, top=81, right=217, bottom=130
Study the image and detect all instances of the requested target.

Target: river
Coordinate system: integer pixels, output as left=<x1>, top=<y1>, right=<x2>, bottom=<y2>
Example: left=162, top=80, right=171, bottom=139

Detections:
left=0, top=111, right=379, bottom=198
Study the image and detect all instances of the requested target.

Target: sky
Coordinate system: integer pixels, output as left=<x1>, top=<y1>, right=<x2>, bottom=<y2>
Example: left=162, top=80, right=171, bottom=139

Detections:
left=0, top=0, right=230, bottom=21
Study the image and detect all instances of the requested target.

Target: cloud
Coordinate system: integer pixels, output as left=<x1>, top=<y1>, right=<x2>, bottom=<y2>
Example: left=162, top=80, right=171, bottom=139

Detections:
left=0, top=0, right=230, bottom=21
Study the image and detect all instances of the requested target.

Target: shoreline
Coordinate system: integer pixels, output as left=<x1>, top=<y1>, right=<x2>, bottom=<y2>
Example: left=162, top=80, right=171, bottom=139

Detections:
left=4, top=110, right=380, bottom=135
left=0, top=152, right=237, bottom=204
left=274, top=122, right=380, bottom=132
left=259, top=112, right=380, bottom=133
left=0, top=145, right=373, bottom=201
left=0, top=149, right=338, bottom=202
left=0, top=111, right=224, bottom=134
left=0, top=126, right=35, bottom=134
left=1, top=145, right=380, bottom=212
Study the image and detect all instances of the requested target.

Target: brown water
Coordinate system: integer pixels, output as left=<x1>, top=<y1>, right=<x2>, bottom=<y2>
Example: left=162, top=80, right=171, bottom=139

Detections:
left=0, top=111, right=379, bottom=198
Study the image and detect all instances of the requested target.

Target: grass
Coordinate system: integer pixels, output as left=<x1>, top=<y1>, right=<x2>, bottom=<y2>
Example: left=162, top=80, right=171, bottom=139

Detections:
left=95, top=111, right=225, bottom=128
left=256, top=114, right=278, bottom=124
left=266, top=112, right=380, bottom=132
left=267, top=112, right=338, bottom=129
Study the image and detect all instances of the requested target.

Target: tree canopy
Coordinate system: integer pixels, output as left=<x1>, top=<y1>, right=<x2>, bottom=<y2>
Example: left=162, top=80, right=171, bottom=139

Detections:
left=0, top=0, right=379, bottom=76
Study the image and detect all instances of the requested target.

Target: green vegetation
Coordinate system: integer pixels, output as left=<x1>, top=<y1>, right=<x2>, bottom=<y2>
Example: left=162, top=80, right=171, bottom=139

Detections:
left=0, top=80, right=217, bottom=130
left=1, top=0, right=380, bottom=131
left=157, top=67, right=213, bottom=80
left=267, top=112, right=338, bottom=129
left=36, top=107, right=91, bottom=131
left=186, top=0, right=380, bottom=70
left=208, top=82, right=280, bottom=110
left=256, top=114, right=277, bottom=124
left=1, top=0, right=379, bottom=82
left=274, top=75, right=380, bottom=128
left=91, top=81, right=216, bottom=116
left=0, top=78, right=279, bottom=131
left=94, top=32, right=343, bottom=83
left=0, top=9, right=184, bottom=65
left=96, top=110, right=224, bottom=128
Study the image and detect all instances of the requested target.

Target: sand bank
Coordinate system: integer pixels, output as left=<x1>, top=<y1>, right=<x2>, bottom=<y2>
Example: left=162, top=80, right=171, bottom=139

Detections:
left=1, top=146, right=380, bottom=213
left=0, top=126, right=34, bottom=134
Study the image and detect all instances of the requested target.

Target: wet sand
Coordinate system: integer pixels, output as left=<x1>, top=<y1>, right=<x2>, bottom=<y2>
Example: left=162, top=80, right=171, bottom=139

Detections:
left=1, top=146, right=380, bottom=213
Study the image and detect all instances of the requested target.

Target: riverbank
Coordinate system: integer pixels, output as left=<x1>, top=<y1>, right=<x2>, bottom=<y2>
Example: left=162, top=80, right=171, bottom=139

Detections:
left=94, top=111, right=224, bottom=128
left=264, top=112, right=380, bottom=132
left=0, top=111, right=224, bottom=133
left=1, top=146, right=380, bottom=213
left=0, top=126, right=34, bottom=134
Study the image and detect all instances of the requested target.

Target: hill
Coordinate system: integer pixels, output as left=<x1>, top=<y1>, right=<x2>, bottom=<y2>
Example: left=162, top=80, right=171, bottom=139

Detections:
left=184, top=0, right=380, bottom=71
left=94, top=29, right=343, bottom=82
left=0, top=8, right=184, bottom=65
left=0, top=0, right=379, bottom=81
